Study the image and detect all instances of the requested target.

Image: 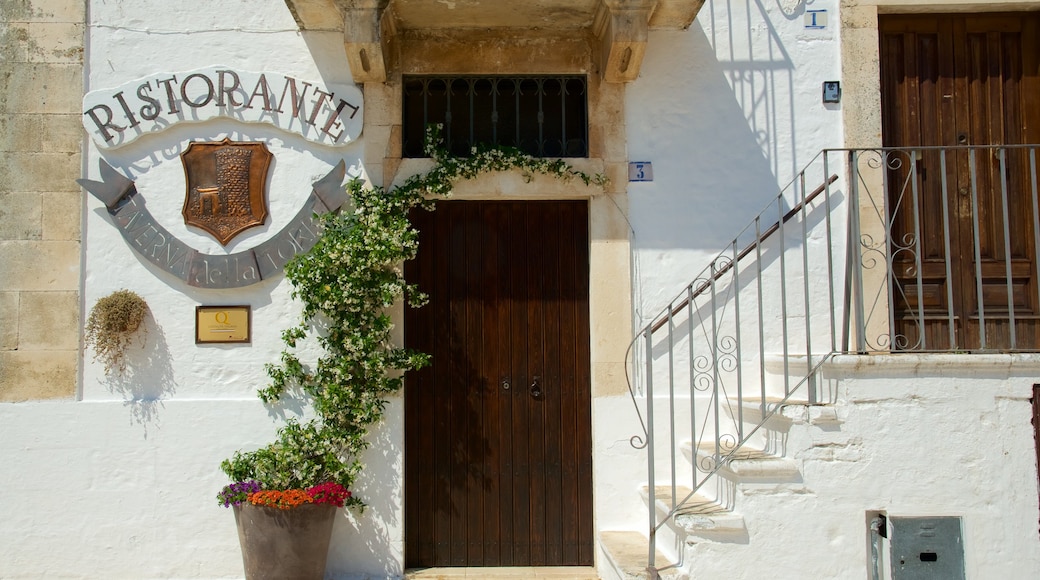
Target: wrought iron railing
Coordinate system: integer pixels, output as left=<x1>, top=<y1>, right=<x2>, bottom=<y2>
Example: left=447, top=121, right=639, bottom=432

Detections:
left=627, top=145, right=1040, bottom=574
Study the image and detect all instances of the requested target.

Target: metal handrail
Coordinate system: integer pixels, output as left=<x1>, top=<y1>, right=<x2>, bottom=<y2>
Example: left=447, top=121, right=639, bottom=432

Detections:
left=629, top=144, right=1040, bottom=575
left=648, top=174, right=839, bottom=334
left=621, top=163, right=839, bottom=454
left=629, top=150, right=842, bottom=572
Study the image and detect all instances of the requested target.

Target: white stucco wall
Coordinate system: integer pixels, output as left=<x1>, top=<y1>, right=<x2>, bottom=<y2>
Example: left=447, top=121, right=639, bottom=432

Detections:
left=680, top=358, right=1040, bottom=579
left=594, top=357, right=1040, bottom=580
left=1, top=1, right=408, bottom=578
left=627, top=0, right=843, bottom=325
left=0, top=399, right=407, bottom=578
left=3, top=1, right=1040, bottom=579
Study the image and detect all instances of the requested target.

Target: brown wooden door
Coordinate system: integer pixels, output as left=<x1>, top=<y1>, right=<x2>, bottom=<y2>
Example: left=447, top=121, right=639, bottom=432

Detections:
left=404, top=200, right=593, bottom=568
left=880, top=13, right=1040, bottom=350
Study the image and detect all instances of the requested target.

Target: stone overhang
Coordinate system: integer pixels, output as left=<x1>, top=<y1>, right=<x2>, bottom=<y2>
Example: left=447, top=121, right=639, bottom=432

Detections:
left=283, top=0, right=705, bottom=82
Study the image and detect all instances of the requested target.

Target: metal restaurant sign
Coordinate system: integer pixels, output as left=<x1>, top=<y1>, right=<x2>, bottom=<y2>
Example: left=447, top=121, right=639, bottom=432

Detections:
left=82, top=67, right=363, bottom=149
left=181, top=139, right=272, bottom=246
left=77, top=158, right=350, bottom=289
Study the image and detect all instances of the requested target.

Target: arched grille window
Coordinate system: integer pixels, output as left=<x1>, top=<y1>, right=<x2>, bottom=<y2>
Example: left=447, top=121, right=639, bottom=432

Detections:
left=402, top=76, right=588, bottom=158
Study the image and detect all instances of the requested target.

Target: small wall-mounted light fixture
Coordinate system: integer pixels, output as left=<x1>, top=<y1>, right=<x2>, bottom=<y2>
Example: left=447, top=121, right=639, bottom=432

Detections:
left=823, top=81, right=841, bottom=104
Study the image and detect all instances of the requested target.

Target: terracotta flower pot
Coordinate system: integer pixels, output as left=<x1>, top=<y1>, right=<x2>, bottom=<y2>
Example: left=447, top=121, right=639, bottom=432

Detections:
left=233, top=503, right=337, bottom=580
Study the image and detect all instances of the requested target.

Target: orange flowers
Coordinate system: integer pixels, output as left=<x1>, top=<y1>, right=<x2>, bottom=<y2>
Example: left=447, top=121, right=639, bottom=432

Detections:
left=248, top=489, right=314, bottom=510
left=242, top=483, right=352, bottom=510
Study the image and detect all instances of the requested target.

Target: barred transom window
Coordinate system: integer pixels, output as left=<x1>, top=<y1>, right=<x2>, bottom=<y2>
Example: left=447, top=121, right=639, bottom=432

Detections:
left=402, top=76, right=588, bottom=158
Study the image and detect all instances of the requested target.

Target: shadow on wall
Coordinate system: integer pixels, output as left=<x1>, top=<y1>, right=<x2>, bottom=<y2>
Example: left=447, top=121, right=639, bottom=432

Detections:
left=709, top=0, right=806, bottom=182
left=325, top=405, right=405, bottom=578
left=630, top=0, right=809, bottom=254
left=100, top=309, right=177, bottom=436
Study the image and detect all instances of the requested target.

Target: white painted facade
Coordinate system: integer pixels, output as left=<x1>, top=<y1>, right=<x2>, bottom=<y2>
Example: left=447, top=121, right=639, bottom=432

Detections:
left=2, top=1, right=1040, bottom=579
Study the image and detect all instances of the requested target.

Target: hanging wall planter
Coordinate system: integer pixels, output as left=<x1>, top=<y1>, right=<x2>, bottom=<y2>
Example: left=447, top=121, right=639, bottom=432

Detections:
left=83, top=289, right=148, bottom=375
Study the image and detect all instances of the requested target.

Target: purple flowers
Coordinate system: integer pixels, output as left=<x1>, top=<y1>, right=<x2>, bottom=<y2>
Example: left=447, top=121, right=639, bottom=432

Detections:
left=217, top=480, right=262, bottom=508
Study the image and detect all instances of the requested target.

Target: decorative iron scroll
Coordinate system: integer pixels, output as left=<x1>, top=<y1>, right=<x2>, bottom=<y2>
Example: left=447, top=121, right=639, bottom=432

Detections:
left=77, top=158, right=348, bottom=289
left=854, top=149, right=921, bottom=351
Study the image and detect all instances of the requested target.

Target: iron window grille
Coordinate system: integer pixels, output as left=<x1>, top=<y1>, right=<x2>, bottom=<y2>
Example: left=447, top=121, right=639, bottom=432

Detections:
left=402, top=76, right=588, bottom=158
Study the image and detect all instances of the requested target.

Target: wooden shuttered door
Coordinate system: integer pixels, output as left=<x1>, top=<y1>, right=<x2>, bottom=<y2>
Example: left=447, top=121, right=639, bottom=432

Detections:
left=404, top=200, right=594, bottom=568
left=880, top=13, right=1040, bottom=350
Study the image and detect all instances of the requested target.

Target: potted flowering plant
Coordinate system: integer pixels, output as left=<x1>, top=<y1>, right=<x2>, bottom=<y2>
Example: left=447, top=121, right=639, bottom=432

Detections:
left=217, top=126, right=604, bottom=579
left=215, top=168, right=427, bottom=579
left=218, top=479, right=354, bottom=580
left=216, top=130, right=437, bottom=580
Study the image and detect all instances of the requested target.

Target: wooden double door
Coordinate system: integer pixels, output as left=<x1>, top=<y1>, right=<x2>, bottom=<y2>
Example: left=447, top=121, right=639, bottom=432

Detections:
left=403, top=200, right=594, bottom=568
left=880, top=13, right=1040, bottom=350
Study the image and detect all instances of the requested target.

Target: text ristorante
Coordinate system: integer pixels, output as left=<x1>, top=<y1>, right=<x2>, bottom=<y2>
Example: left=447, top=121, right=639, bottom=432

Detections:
left=82, top=67, right=363, bottom=149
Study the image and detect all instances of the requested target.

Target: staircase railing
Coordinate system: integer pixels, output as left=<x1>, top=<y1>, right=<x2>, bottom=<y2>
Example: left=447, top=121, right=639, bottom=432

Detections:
left=625, top=145, right=1040, bottom=574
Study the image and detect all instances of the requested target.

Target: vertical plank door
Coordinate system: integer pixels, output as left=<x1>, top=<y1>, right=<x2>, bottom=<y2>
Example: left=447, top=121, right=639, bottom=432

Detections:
left=404, top=200, right=594, bottom=568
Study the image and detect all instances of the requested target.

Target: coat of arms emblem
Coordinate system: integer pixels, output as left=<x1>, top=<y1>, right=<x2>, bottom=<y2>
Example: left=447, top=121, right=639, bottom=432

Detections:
left=181, top=139, right=272, bottom=246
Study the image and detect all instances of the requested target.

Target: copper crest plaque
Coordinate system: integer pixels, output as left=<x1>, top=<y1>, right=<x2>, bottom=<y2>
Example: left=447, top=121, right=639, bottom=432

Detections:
left=181, top=139, right=272, bottom=246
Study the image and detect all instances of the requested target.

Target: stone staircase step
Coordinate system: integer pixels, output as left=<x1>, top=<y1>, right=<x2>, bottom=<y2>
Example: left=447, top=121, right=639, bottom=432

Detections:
left=684, top=441, right=801, bottom=482
left=598, top=531, right=683, bottom=580
left=732, top=397, right=809, bottom=430
left=736, top=396, right=839, bottom=427
left=761, top=352, right=840, bottom=402
left=639, top=486, right=746, bottom=535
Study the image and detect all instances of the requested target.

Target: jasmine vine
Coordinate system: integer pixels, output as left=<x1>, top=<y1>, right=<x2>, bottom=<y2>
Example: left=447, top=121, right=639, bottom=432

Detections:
left=220, top=126, right=605, bottom=506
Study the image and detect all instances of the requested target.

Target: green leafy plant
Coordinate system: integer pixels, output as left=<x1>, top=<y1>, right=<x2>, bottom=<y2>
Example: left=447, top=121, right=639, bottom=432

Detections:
left=220, top=126, right=605, bottom=507
left=84, top=289, right=148, bottom=375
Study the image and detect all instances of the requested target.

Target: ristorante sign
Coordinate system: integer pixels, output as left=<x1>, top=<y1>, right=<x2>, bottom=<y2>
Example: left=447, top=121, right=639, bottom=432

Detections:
left=79, top=68, right=361, bottom=289
left=82, top=67, right=362, bottom=149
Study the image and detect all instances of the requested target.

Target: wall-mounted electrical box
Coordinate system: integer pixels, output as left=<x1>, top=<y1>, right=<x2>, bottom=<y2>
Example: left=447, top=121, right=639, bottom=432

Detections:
left=870, top=514, right=966, bottom=580
left=823, top=81, right=841, bottom=103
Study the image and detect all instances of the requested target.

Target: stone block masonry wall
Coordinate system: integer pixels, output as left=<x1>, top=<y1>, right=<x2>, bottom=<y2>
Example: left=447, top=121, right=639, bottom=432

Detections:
left=0, top=1, right=84, bottom=400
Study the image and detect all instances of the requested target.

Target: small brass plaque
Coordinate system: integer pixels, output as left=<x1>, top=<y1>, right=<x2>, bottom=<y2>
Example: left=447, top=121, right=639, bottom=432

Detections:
left=196, top=305, right=251, bottom=344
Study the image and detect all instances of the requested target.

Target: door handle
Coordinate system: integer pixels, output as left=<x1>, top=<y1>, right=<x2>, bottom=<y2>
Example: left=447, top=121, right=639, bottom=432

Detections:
left=530, top=376, right=542, bottom=398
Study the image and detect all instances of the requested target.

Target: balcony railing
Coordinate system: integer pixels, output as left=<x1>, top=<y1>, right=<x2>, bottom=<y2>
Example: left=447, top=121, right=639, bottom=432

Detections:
left=627, top=144, right=1040, bottom=574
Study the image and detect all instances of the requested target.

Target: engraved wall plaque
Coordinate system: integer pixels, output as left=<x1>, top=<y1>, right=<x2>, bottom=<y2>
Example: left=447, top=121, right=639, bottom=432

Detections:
left=182, top=139, right=272, bottom=246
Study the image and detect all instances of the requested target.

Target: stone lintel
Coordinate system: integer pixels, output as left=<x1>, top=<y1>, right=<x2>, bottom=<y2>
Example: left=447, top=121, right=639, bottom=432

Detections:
left=289, top=0, right=703, bottom=84
left=398, top=31, right=592, bottom=76
left=286, top=0, right=706, bottom=83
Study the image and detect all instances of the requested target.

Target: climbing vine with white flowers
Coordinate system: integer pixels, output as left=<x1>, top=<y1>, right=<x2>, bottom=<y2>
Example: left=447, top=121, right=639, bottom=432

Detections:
left=221, top=126, right=607, bottom=504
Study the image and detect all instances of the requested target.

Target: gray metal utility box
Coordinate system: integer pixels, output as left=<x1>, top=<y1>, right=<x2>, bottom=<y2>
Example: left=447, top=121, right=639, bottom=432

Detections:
left=888, top=516, right=965, bottom=580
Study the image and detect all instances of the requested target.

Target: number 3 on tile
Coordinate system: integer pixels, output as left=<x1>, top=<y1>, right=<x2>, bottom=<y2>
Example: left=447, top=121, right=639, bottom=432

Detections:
left=628, top=161, right=653, bottom=182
